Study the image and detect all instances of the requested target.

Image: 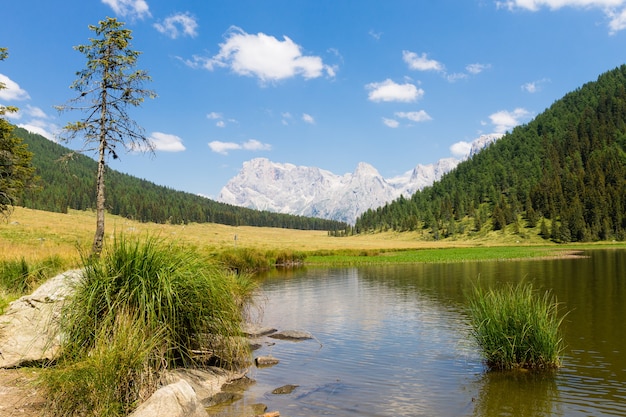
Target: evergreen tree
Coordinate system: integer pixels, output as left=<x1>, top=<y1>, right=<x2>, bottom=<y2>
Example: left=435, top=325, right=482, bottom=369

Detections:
left=56, top=18, right=156, bottom=256
left=0, top=47, right=36, bottom=218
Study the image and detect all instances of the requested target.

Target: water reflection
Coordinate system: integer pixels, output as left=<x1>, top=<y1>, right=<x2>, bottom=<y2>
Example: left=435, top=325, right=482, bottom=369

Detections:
left=225, top=249, right=626, bottom=417
left=472, top=370, right=561, bottom=417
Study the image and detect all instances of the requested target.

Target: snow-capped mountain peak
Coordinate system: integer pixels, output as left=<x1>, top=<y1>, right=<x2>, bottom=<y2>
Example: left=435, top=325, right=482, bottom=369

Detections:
left=217, top=135, right=501, bottom=224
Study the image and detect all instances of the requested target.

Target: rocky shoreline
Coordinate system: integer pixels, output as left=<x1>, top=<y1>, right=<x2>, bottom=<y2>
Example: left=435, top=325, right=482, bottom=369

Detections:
left=0, top=270, right=311, bottom=417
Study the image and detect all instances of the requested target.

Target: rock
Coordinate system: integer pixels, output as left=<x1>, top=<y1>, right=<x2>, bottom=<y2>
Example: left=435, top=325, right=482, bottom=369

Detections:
left=0, top=269, right=82, bottom=368
left=162, top=367, right=235, bottom=403
left=243, top=324, right=277, bottom=338
left=271, top=384, right=299, bottom=395
left=202, top=391, right=242, bottom=407
left=268, top=330, right=313, bottom=341
left=222, top=375, right=256, bottom=392
left=255, top=356, right=280, bottom=367
left=135, top=367, right=247, bottom=415
left=257, top=412, right=280, bottom=417
left=249, top=403, right=268, bottom=415
left=128, top=379, right=207, bottom=417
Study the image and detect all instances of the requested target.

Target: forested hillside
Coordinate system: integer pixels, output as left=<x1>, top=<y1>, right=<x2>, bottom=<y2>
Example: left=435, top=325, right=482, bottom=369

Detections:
left=14, top=128, right=347, bottom=231
left=354, top=65, right=626, bottom=242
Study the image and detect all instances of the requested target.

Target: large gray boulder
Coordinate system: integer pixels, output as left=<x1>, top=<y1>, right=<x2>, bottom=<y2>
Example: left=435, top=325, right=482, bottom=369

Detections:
left=0, top=269, right=82, bottom=368
left=128, top=379, right=208, bottom=417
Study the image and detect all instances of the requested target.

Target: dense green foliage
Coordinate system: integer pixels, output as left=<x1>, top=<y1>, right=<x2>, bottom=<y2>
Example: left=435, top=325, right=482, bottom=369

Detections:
left=0, top=47, right=36, bottom=217
left=14, top=128, right=347, bottom=231
left=355, top=65, right=626, bottom=242
left=0, top=120, right=36, bottom=216
left=468, top=283, right=565, bottom=370
left=45, top=235, right=256, bottom=416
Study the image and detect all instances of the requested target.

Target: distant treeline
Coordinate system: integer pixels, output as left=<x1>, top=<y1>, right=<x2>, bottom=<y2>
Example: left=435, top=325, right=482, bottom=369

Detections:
left=351, top=65, right=626, bottom=242
left=15, top=128, right=347, bottom=231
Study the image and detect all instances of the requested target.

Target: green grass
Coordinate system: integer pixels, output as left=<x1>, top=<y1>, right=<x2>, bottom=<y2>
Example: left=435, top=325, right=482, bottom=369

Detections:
left=305, top=246, right=564, bottom=266
left=467, top=282, right=566, bottom=370
left=41, top=234, right=257, bottom=417
left=216, top=247, right=308, bottom=272
left=0, top=255, right=67, bottom=313
left=42, top=310, right=164, bottom=417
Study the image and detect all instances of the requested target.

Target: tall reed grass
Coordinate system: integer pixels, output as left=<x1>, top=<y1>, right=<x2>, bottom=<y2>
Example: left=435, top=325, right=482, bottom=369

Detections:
left=42, top=235, right=257, bottom=417
left=216, top=247, right=307, bottom=272
left=467, top=282, right=565, bottom=371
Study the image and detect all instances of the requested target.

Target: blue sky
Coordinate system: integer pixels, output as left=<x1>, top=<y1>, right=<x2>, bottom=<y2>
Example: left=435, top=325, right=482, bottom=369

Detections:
left=2, top=0, right=626, bottom=198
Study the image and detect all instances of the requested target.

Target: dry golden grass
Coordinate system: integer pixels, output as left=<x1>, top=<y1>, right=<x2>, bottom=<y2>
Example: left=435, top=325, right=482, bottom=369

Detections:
left=1, top=206, right=557, bottom=265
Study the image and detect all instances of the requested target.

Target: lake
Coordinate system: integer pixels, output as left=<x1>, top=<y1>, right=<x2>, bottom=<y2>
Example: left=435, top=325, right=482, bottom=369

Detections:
left=212, top=249, right=626, bottom=416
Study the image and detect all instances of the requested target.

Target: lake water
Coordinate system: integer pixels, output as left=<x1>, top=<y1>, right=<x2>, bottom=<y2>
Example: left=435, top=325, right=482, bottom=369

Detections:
left=213, top=249, right=626, bottom=416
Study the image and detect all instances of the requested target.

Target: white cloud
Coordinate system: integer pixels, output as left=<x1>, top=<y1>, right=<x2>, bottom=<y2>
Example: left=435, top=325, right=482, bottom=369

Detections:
left=24, top=105, right=48, bottom=119
left=608, top=7, right=626, bottom=32
left=281, top=112, right=293, bottom=125
left=497, top=0, right=626, bottom=33
left=450, top=141, right=472, bottom=157
left=208, top=139, right=271, bottom=155
left=208, top=141, right=241, bottom=155
left=101, top=0, right=150, bottom=19
left=149, top=132, right=185, bottom=152
left=302, top=113, right=315, bottom=124
left=383, top=118, right=400, bottom=128
left=0, top=74, right=30, bottom=101
left=489, top=108, right=532, bottom=133
left=242, top=139, right=271, bottom=151
left=206, top=111, right=235, bottom=128
left=205, top=26, right=334, bottom=83
left=154, top=12, right=198, bottom=39
left=395, top=110, right=432, bottom=122
left=402, top=51, right=445, bottom=72
left=366, top=79, right=424, bottom=102
left=521, top=78, right=550, bottom=93
left=497, top=0, right=625, bottom=11
left=522, top=81, right=539, bottom=93
left=466, top=63, right=491, bottom=74
left=369, top=30, right=383, bottom=40
left=17, top=119, right=58, bottom=142
left=179, top=54, right=212, bottom=70
left=8, top=105, right=57, bottom=141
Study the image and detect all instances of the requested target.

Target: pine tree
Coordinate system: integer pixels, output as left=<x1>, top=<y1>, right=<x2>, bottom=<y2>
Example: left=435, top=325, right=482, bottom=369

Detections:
left=56, top=18, right=156, bottom=256
left=0, top=48, right=36, bottom=218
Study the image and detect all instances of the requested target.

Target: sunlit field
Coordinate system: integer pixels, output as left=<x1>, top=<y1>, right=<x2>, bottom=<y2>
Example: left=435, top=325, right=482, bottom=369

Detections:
left=1, top=207, right=621, bottom=267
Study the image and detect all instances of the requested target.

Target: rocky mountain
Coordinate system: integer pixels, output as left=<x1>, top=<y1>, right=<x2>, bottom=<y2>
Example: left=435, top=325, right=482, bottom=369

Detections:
left=218, top=134, right=501, bottom=224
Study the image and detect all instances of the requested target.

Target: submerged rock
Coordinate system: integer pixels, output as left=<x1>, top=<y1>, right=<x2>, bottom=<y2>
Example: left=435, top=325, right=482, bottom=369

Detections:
left=272, top=384, right=299, bottom=395
left=203, top=391, right=242, bottom=407
left=243, top=324, right=278, bottom=338
left=255, top=356, right=280, bottom=367
left=268, top=330, right=313, bottom=341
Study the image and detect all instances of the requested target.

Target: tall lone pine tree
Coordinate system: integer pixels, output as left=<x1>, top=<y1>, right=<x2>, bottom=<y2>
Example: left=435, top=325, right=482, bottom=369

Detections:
left=57, top=18, right=156, bottom=256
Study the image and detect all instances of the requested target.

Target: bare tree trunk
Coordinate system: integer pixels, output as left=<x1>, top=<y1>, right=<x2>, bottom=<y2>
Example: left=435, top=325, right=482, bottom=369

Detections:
left=92, top=83, right=108, bottom=256
left=92, top=137, right=106, bottom=256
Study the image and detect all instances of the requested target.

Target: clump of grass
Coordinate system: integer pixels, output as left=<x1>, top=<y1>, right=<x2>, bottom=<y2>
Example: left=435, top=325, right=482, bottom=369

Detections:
left=272, top=249, right=306, bottom=267
left=43, top=235, right=256, bottom=417
left=43, top=310, right=164, bottom=417
left=217, top=247, right=272, bottom=272
left=467, top=282, right=566, bottom=371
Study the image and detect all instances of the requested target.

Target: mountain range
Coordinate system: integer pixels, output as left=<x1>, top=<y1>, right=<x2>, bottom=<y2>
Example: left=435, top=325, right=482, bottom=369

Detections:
left=218, top=134, right=501, bottom=224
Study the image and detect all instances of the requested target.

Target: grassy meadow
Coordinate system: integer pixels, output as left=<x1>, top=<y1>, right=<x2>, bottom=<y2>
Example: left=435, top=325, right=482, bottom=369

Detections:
left=2, top=206, right=622, bottom=269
